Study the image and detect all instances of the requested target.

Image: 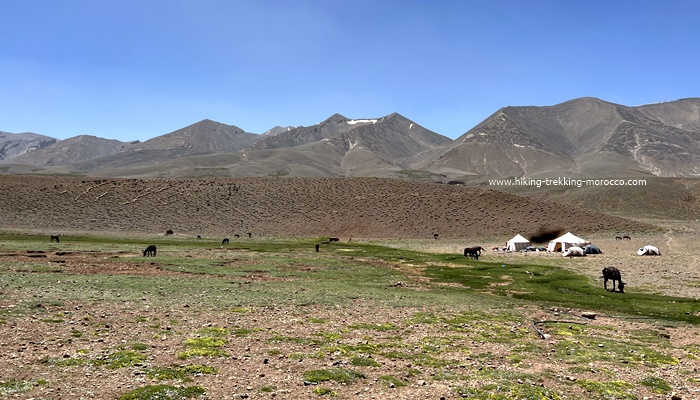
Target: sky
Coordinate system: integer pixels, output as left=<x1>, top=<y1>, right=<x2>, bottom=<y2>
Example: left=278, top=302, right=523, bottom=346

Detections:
left=1, top=0, right=699, bottom=142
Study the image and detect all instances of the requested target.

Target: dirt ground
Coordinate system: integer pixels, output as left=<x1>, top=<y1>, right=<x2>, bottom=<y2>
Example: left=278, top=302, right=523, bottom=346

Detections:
left=1, top=225, right=700, bottom=399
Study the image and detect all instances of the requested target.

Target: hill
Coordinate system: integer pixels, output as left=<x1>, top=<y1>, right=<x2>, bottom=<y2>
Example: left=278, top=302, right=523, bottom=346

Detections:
left=0, top=175, right=652, bottom=239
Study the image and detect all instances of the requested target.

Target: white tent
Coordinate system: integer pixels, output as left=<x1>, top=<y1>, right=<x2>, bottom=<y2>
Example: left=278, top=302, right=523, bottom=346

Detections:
left=506, top=234, right=531, bottom=251
left=547, top=232, right=590, bottom=252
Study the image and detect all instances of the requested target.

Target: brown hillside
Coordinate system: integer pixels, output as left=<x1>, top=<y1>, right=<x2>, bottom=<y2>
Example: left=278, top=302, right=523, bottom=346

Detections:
left=0, top=175, right=652, bottom=239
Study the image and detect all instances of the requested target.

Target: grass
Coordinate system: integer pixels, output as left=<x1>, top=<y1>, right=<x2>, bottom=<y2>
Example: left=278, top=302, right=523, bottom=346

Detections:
left=424, top=259, right=700, bottom=324
left=117, top=385, right=206, bottom=400
left=1, top=233, right=699, bottom=398
left=303, top=368, right=366, bottom=384
left=146, top=364, right=218, bottom=382
left=177, top=327, right=230, bottom=360
left=0, top=380, right=40, bottom=396
left=639, top=376, right=673, bottom=394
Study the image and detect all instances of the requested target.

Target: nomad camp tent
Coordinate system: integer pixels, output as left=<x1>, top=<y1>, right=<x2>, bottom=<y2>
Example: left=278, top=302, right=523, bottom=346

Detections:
left=547, top=232, right=591, bottom=252
left=506, top=234, right=531, bottom=251
left=584, top=244, right=603, bottom=254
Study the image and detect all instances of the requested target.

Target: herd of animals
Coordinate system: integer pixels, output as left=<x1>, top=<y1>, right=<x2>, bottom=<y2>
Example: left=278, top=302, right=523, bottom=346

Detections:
left=462, top=234, right=663, bottom=294
left=47, top=232, right=662, bottom=295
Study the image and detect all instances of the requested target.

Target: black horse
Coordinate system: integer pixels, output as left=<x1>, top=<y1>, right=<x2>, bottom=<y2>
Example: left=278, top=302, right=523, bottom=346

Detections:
left=464, top=246, right=485, bottom=260
left=143, top=245, right=157, bottom=257
left=222, top=238, right=230, bottom=245
left=50, top=235, right=60, bottom=243
left=602, top=266, right=625, bottom=293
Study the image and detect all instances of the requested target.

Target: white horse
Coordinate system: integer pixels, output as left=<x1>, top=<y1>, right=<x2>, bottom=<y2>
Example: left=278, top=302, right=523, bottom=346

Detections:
left=637, top=245, right=661, bottom=256
left=563, top=246, right=586, bottom=257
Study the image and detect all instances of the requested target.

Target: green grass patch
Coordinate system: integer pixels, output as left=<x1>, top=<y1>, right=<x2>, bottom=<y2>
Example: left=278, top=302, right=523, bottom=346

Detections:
left=639, top=375, right=673, bottom=393
left=40, top=348, right=147, bottom=369
left=146, top=364, right=218, bottom=382
left=350, top=356, right=381, bottom=367
left=378, top=375, right=408, bottom=387
left=40, top=356, right=88, bottom=367
left=303, top=368, right=366, bottom=384
left=260, top=384, right=276, bottom=393
left=549, top=335, right=678, bottom=367
left=312, top=387, right=338, bottom=396
left=0, top=380, right=38, bottom=396
left=575, top=379, right=636, bottom=399
left=130, top=342, right=151, bottom=351
left=456, top=382, right=563, bottom=399
left=117, top=384, right=205, bottom=400
left=348, top=322, right=396, bottom=331
left=95, top=349, right=148, bottom=369
left=424, top=260, right=700, bottom=324
left=177, top=326, right=230, bottom=360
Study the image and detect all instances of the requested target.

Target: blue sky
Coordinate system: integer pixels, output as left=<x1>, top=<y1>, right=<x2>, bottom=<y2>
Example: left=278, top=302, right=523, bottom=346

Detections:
left=2, top=0, right=698, bottom=141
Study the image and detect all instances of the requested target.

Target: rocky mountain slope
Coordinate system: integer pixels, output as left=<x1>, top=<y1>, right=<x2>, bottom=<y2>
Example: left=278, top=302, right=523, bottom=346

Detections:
left=0, top=131, right=57, bottom=160
left=1, top=97, right=698, bottom=179
left=9, top=135, right=133, bottom=165
left=424, top=97, right=700, bottom=178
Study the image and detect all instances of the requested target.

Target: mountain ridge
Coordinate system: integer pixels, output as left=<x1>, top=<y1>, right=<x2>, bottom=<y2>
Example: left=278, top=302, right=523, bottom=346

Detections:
left=1, top=97, right=699, bottom=179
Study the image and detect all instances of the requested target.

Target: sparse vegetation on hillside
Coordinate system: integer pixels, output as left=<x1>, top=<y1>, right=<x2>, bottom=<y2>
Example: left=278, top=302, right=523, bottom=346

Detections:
left=0, top=175, right=653, bottom=239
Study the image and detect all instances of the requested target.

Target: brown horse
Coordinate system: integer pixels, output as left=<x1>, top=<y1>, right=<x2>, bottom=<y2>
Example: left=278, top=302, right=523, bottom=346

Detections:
left=464, top=246, right=485, bottom=260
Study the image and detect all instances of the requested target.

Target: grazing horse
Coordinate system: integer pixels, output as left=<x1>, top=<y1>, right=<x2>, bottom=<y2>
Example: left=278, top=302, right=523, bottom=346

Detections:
left=615, top=236, right=622, bottom=241
left=329, top=237, right=340, bottom=242
left=464, top=246, right=485, bottom=260
left=623, top=235, right=631, bottom=240
left=433, top=233, right=439, bottom=240
left=143, top=245, right=157, bottom=257
left=50, top=235, right=60, bottom=243
left=637, top=245, right=660, bottom=256
left=222, top=238, right=230, bottom=245
left=602, top=266, right=625, bottom=293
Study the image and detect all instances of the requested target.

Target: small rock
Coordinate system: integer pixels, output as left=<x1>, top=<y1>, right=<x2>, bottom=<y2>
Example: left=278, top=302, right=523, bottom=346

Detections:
left=581, top=312, right=596, bottom=319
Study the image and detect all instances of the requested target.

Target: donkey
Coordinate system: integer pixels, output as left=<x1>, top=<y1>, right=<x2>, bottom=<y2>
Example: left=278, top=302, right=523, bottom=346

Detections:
left=602, top=266, right=625, bottom=293
left=143, top=245, right=157, bottom=257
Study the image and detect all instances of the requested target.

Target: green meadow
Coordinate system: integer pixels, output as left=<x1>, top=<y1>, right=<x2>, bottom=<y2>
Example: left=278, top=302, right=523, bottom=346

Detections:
left=1, top=233, right=699, bottom=399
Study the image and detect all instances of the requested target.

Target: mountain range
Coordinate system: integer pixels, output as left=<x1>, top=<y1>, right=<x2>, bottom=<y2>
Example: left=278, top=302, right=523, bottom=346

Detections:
left=1, top=97, right=699, bottom=180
